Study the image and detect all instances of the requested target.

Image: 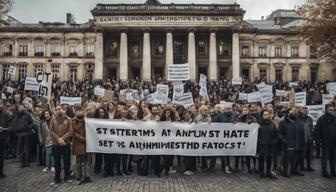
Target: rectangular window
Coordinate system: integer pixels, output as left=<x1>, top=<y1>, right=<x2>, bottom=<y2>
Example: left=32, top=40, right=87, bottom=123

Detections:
left=18, top=64, right=27, bottom=81
left=275, top=47, right=282, bottom=57
left=174, top=40, right=184, bottom=55
left=69, top=46, right=77, bottom=56
left=51, top=64, right=60, bottom=80
left=197, top=40, right=207, bottom=55
left=259, top=47, right=267, bottom=57
left=2, top=64, right=10, bottom=79
left=69, top=65, right=78, bottom=81
left=291, top=46, right=299, bottom=57
left=85, top=64, right=94, bottom=80
left=34, top=45, right=44, bottom=56
left=292, top=66, right=300, bottom=81
left=259, top=68, right=267, bottom=81
left=219, top=41, right=229, bottom=56
left=19, top=45, right=28, bottom=56
left=275, top=68, right=283, bottom=81
left=241, top=46, right=249, bottom=57
left=310, top=47, right=317, bottom=58
left=85, top=44, right=95, bottom=57
left=34, top=64, right=44, bottom=77
left=3, top=44, right=13, bottom=56
left=51, top=44, right=61, bottom=56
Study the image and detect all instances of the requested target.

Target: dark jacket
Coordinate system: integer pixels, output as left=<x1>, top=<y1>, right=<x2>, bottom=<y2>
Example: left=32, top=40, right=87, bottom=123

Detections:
left=237, top=114, right=257, bottom=124
left=13, top=111, right=34, bottom=137
left=313, top=112, right=336, bottom=146
left=257, top=120, right=278, bottom=156
left=278, top=115, right=305, bottom=150
left=299, top=116, right=314, bottom=143
left=212, top=112, right=235, bottom=123
left=0, top=109, right=10, bottom=143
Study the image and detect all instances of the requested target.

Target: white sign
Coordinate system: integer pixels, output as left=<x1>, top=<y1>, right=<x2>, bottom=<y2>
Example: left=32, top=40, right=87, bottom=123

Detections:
left=199, top=74, right=207, bottom=97
left=261, top=95, right=273, bottom=106
left=8, top=66, right=16, bottom=75
left=232, top=77, right=242, bottom=85
left=6, top=87, right=13, bottom=94
left=220, top=101, right=234, bottom=109
left=168, top=64, right=189, bottom=81
left=85, top=119, right=259, bottom=156
left=1, top=94, right=6, bottom=100
left=276, top=90, right=287, bottom=97
left=247, top=92, right=261, bottom=103
left=238, top=93, right=247, bottom=101
left=94, top=87, right=105, bottom=96
left=307, top=105, right=324, bottom=125
left=36, top=71, right=53, bottom=101
left=259, top=85, right=273, bottom=96
left=173, top=82, right=184, bottom=101
left=295, top=92, right=307, bottom=106
left=156, top=84, right=169, bottom=104
left=24, top=77, right=39, bottom=91
left=289, top=82, right=299, bottom=87
left=328, top=89, right=336, bottom=96
left=322, top=94, right=334, bottom=106
left=60, top=96, right=82, bottom=106
left=175, top=92, right=194, bottom=108
left=256, top=82, right=266, bottom=89
left=326, top=82, right=336, bottom=91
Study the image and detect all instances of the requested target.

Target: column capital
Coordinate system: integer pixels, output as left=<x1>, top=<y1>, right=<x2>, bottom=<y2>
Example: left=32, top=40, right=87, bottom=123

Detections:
left=188, top=27, right=197, bottom=33
left=165, top=28, right=174, bottom=33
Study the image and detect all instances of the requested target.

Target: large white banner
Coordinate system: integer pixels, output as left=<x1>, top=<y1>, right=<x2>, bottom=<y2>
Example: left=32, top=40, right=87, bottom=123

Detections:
left=24, top=77, right=39, bottom=91
left=85, top=119, right=259, bottom=156
left=168, top=63, right=189, bottom=81
left=60, top=96, right=82, bottom=106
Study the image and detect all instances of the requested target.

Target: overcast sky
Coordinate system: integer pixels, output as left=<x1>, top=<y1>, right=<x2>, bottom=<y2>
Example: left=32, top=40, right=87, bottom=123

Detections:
left=9, top=0, right=305, bottom=23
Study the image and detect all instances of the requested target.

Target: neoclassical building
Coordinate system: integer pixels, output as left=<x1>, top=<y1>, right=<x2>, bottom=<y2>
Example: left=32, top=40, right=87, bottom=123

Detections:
left=0, top=0, right=333, bottom=82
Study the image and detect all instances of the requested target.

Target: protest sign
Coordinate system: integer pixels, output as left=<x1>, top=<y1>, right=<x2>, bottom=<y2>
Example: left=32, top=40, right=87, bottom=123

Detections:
left=85, top=119, right=259, bottom=156
left=238, top=92, right=247, bottom=101
left=60, top=96, right=82, bottom=106
left=175, top=92, right=194, bottom=108
left=156, top=84, right=169, bottom=104
left=247, top=91, right=261, bottom=103
left=168, top=63, right=189, bottom=81
left=6, top=86, right=13, bottom=94
left=199, top=74, right=207, bottom=97
left=328, top=89, right=336, bottom=96
left=8, top=66, right=16, bottom=75
left=1, top=94, right=6, bottom=100
left=307, top=105, right=324, bottom=125
left=276, top=90, right=287, bottom=97
left=36, top=71, right=52, bottom=101
left=289, top=82, right=298, bottom=87
left=232, top=77, right=242, bottom=85
left=173, top=82, right=184, bottom=101
left=322, top=94, right=333, bottom=106
left=259, top=85, right=273, bottom=96
left=220, top=101, right=233, bottom=109
left=94, top=87, right=105, bottom=96
left=24, top=77, right=39, bottom=91
left=256, top=82, right=266, bottom=89
left=295, top=92, right=306, bottom=106
left=326, top=82, right=336, bottom=91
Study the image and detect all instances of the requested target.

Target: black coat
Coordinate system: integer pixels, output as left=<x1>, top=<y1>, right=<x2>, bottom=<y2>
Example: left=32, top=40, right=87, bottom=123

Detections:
left=13, top=111, right=34, bottom=137
left=313, top=112, right=336, bottom=146
left=237, top=114, right=257, bottom=124
left=278, top=116, right=305, bottom=150
left=0, top=109, right=10, bottom=143
left=212, top=112, right=235, bottom=123
left=257, top=121, right=278, bottom=156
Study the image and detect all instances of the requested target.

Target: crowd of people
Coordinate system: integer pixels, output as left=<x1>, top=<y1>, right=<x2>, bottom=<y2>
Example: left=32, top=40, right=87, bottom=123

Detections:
left=0, top=76, right=335, bottom=187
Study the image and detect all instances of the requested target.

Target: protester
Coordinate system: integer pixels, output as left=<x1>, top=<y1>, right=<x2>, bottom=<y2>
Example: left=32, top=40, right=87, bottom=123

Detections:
left=0, top=100, right=10, bottom=178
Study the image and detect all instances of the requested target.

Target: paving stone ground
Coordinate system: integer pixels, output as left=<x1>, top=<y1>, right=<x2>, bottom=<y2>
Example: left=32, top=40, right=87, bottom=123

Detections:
left=0, top=158, right=335, bottom=192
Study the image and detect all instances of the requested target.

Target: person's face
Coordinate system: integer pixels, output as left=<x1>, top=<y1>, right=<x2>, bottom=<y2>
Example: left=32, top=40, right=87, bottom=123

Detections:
left=152, top=107, right=159, bottom=115
left=288, top=108, right=297, bottom=117
left=165, top=110, right=171, bottom=118
left=326, top=106, right=334, bottom=115
left=44, top=111, right=51, bottom=120
left=242, top=108, right=249, bottom=116
left=262, top=111, right=270, bottom=120
left=108, top=103, right=115, bottom=111
left=141, top=101, right=146, bottom=109
left=200, top=108, right=209, bottom=116
left=118, top=104, right=125, bottom=111
left=86, top=106, right=95, bottom=116
left=190, top=106, right=197, bottom=113
left=215, top=106, right=222, bottom=113
left=98, top=109, right=105, bottom=118
left=55, top=106, right=63, bottom=114
left=18, top=105, right=25, bottom=113
left=223, top=106, right=232, bottom=113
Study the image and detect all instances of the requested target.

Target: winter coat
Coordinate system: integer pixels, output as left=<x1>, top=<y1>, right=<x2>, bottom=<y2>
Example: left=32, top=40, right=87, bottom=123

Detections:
left=38, top=120, right=52, bottom=146
left=0, top=109, right=10, bottom=144
left=212, top=112, right=235, bottom=123
left=49, top=115, right=73, bottom=146
left=13, top=111, right=34, bottom=137
left=278, top=116, right=305, bottom=150
left=313, top=112, right=336, bottom=146
left=237, top=114, right=257, bottom=124
left=257, top=121, right=278, bottom=156
left=300, top=116, right=314, bottom=143
left=72, top=118, right=86, bottom=155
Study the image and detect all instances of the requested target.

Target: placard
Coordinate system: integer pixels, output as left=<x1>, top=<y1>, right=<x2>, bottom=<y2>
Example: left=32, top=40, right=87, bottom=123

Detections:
left=168, top=63, right=189, bottom=81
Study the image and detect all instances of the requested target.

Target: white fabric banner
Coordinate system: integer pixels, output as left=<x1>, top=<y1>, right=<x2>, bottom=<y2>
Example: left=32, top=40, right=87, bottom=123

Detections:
left=295, top=92, right=306, bottom=106
left=24, top=77, right=39, bottom=91
left=168, top=63, right=189, bottom=81
left=232, top=77, right=242, bottom=85
left=199, top=74, right=207, bottom=97
left=94, top=87, right=105, bottom=96
left=247, top=91, right=261, bottom=103
left=85, top=119, right=259, bottom=156
left=8, top=66, right=16, bottom=75
left=60, top=96, right=82, bottom=105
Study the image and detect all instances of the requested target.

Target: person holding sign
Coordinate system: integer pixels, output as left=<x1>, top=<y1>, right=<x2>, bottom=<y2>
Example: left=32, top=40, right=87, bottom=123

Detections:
left=257, top=110, right=278, bottom=179
left=313, top=103, right=336, bottom=178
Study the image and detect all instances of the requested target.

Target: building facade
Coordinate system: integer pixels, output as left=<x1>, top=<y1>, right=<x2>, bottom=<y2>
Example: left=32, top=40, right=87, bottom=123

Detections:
left=0, top=0, right=334, bottom=82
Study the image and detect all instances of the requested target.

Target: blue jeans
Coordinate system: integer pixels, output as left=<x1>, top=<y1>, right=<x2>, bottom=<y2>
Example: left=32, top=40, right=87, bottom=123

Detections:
left=45, top=145, right=55, bottom=168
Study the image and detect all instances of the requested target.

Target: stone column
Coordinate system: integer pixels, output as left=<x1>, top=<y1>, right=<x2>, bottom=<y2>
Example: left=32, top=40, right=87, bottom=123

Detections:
left=142, top=32, right=151, bottom=81
left=209, top=31, right=217, bottom=80
left=188, top=29, right=196, bottom=81
left=165, top=31, right=173, bottom=80
left=95, top=32, right=104, bottom=79
left=232, top=32, right=240, bottom=79
left=119, top=32, right=128, bottom=81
